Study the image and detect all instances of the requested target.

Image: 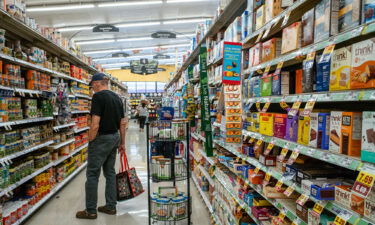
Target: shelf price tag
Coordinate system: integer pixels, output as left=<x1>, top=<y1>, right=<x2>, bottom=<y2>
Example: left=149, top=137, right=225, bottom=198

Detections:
left=263, top=64, right=271, bottom=77
left=254, top=166, right=261, bottom=174
left=264, top=142, right=275, bottom=155
left=288, top=100, right=302, bottom=117
left=313, top=202, right=324, bottom=215
left=353, top=170, right=375, bottom=197
left=264, top=172, right=271, bottom=182
left=254, top=140, right=263, bottom=151
left=282, top=11, right=291, bottom=27
left=301, top=98, right=316, bottom=117
left=284, top=185, right=295, bottom=197
left=333, top=211, right=352, bottom=225
left=275, top=61, right=284, bottom=75
left=279, top=148, right=289, bottom=161
left=263, top=27, right=271, bottom=39
left=256, top=101, right=261, bottom=112
left=287, top=149, right=300, bottom=165
left=278, top=211, right=286, bottom=221
left=256, top=30, right=264, bottom=43
left=280, top=100, right=290, bottom=111
left=296, top=194, right=309, bottom=206
left=248, top=137, right=255, bottom=144
left=261, top=101, right=271, bottom=113
left=275, top=179, right=283, bottom=191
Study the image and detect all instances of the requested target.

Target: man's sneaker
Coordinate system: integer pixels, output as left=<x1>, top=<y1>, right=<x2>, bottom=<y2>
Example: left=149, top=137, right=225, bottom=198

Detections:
left=76, top=210, right=97, bottom=219
left=98, top=206, right=117, bottom=215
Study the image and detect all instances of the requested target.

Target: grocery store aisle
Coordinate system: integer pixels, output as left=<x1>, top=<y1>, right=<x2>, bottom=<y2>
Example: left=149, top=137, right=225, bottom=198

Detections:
left=25, top=120, right=210, bottom=225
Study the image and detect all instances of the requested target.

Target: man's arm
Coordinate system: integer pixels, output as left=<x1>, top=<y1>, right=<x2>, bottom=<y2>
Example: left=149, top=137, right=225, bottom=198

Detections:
left=89, top=115, right=101, bottom=141
left=118, top=118, right=127, bottom=153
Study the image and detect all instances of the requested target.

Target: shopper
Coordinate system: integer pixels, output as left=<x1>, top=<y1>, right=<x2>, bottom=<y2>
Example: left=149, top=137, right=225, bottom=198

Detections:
left=76, top=73, right=126, bottom=219
left=137, top=102, right=149, bottom=132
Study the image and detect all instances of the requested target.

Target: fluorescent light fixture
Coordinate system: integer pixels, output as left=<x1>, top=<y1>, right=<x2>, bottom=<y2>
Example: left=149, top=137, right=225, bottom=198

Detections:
left=117, top=22, right=161, bottom=28
left=160, top=43, right=191, bottom=48
left=85, top=44, right=190, bottom=55
left=58, top=26, right=93, bottom=32
left=102, top=62, right=131, bottom=67
left=27, top=4, right=95, bottom=12
left=98, top=1, right=162, bottom=7
left=85, top=49, right=123, bottom=55
left=177, top=33, right=196, bottom=38
left=76, top=39, right=116, bottom=45
left=163, top=18, right=207, bottom=25
left=93, top=52, right=184, bottom=61
left=167, top=0, right=214, bottom=2
left=117, top=37, right=154, bottom=42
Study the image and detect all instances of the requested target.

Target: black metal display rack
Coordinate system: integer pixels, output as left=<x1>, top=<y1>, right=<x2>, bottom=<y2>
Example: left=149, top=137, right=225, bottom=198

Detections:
left=146, top=120, right=191, bottom=225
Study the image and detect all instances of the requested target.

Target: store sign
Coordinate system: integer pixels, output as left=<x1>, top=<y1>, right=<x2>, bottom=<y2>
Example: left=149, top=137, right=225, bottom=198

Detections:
left=222, top=42, right=242, bottom=85
left=151, top=31, right=177, bottom=39
left=130, top=58, right=159, bottom=75
left=153, top=54, right=171, bottom=60
left=93, top=24, right=119, bottom=32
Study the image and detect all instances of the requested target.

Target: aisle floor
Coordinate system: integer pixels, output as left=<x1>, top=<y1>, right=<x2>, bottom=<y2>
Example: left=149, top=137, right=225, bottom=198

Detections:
left=25, top=121, right=211, bottom=225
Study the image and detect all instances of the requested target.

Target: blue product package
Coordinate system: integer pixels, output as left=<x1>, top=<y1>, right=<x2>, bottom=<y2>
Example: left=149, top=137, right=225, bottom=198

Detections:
left=363, top=1, right=375, bottom=24
left=316, top=53, right=331, bottom=92
left=318, top=113, right=330, bottom=150
left=242, top=11, right=249, bottom=40
left=158, top=107, right=174, bottom=120
left=271, top=73, right=281, bottom=95
left=253, top=77, right=261, bottom=97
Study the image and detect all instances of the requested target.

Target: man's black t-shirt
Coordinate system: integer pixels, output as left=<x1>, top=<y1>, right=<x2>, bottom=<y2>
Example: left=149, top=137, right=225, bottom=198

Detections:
left=90, top=90, right=124, bottom=134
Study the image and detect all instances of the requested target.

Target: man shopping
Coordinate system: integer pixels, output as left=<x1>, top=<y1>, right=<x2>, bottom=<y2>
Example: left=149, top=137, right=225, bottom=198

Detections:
left=76, top=73, right=127, bottom=219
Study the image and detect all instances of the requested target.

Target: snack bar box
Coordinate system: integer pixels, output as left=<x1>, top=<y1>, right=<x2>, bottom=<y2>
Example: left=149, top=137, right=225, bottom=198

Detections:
left=361, top=111, right=375, bottom=163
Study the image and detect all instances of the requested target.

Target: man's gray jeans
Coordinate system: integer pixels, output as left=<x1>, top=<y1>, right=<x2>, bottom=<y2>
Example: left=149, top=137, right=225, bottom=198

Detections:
left=86, top=133, right=120, bottom=214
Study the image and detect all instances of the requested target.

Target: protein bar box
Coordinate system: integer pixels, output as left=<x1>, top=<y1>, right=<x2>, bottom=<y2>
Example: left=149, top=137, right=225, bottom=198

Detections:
left=341, top=112, right=362, bottom=156
left=361, top=111, right=375, bottom=163
left=329, top=111, right=343, bottom=153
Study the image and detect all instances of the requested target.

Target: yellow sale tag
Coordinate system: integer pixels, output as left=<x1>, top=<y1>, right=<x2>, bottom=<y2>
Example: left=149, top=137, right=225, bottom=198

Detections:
left=256, top=102, right=261, bottom=112
left=313, top=203, right=324, bottom=215
left=284, top=185, right=295, bottom=197
left=264, top=142, right=274, bottom=155
left=290, top=150, right=300, bottom=160
left=356, top=171, right=375, bottom=187
left=265, top=173, right=271, bottom=182
left=280, top=101, right=290, bottom=110
left=275, top=180, right=283, bottom=189
left=254, top=167, right=261, bottom=174
left=306, top=51, right=316, bottom=61
left=323, top=44, right=336, bottom=55
left=281, top=148, right=289, bottom=157
left=334, top=216, right=347, bottom=225
left=256, top=140, right=263, bottom=146
left=278, top=212, right=286, bottom=221
left=249, top=138, right=255, bottom=144
left=263, top=65, right=271, bottom=76
left=261, top=102, right=271, bottom=113
left=257, top=69, right=263, bottom=74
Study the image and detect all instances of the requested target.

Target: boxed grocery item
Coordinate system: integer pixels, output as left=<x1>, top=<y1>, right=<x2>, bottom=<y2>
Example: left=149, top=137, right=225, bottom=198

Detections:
left=274, top=113, right=287, bottom=138
left=318, top=113, right=330, bottom=150
left=253, top=43, right=263, bottom=66
left=295, top=69, right=303, bottom=94
left=272, top=73, right=281, bottom=95
left=314, top=0, right=339, bottom=43
left=309, top=113, right=319, bottom=148
left=261, top=74, right=272, bottom=96
left=285, top=113, right=299, bottom=142
left=351, top=38, right=375, bottom=89
left=351, top=193, right=365, bottom=215
left=330, top=47, right=351, bottom=91
left=253, top=197, right=273, bottom=206
left=296, top=201, right=315, bottom=223
left=335, top=185, right=352, bottom=209
left=311, top=180, right=344, bottom=200
left=365, top=198, right=375, bottom=221
left=253, top=77, right=261, bottom=97
left=363, top=0, right=375, bottom=24
left=298, top=115, right=311, bottom=145
left=309, top=211, right=335, bottom=225
left=254, top=0, right=265, bottom=9
left=329, top=111, right=343, bottom=153
left=265, top=0, right=282, bottom=23
left=249, top=169, right=265, bottom=184
left=338, top=0, right=361, bottom=32
left=242, top=10, right=250, bottom=40
left=252, top=112, right=261, bottom=132
left=341, top=112, right=362, bottom=156
left=296, top=168, right=338, bottom=185
left=259, top=113, right=274, bottom=136
left=259, top=154, right=276, bottom=166
left=256, top=5, right=266, bottom=30
left=261, top=38, right=281, bottom=62
left=281, top=22, right=301, bottom=54
left=301, top=8, right=315, bottom=47
left=361, top=111, right=375, bottom=163
left=251, top=206, right=271, bottom=221
left=302, top=56, right=316, bottom=93
left=316, top=53, right=331, bottom=92
left=281, top=71, right=295, bottom=95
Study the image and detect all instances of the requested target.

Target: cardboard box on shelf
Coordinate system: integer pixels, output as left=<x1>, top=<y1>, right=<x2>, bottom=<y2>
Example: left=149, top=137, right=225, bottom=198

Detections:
left=338, top=0, right=361, bottom=32
left=302, top=57, right=316, bottom=93
left=281, top=22, right=301, bottom=54
left=351, top=193, right=365, bottom=215
left=252, top=112, right=261, bottom=132
left=272, top=73, right=281, bottom=95
left=362, top=0, right=375, bottom=24
left=250, top=43, right=263, bottom=66
left=259, top=154, right=277, bottom=166
left=295, top=69, right=303, bottom=94
left=253, top=76, right=261, bottom=97
left=259, top=113, right=274, bottom=136
left=364, top=198, right=375, bottom=221
left=341, top=112, right=362, bottom=156
left=335, top=185, right=352, bottom=209
left=254, top=0, right=265, bottom=9
left=274, top=113, right=287, bottom=139
left=318, top=113, right=330, bottom=150
left=296, top=201, right=315, bottom=223
left=316, top=53, right=332, bottom=92
left=261, top=38, right=281, bottom=63
left=329, top=111, right=343, bottom=153
left=302, top=8, right=315, bottom=47
left=285, top=113, right=299, bottom=142
left=361, top=111, right=375, bottom=163
left=261, top=74, right=273, bottom=96
left=330, top=47, right=351, bottom=91
left=298, top=115, right=311, bottom=146
left=314, top=0, right=339, bottom=43
left=265, top=0, right=282, bottom=23
left=256, top=5, right=266, bottom=30
left=351, top=38, right=375, bottom=89
left=281, top=71, right=295, bottom=95
left=309, top=113, right=319, bottom=148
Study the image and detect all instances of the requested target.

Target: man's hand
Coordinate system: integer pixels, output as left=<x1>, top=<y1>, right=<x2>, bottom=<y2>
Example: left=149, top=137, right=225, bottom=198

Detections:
left=118, top=145, right=126, bottom=154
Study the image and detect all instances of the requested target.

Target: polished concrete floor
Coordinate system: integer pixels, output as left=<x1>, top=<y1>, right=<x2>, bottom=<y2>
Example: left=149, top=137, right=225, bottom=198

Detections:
left=25, top=120, right=211, bottom=225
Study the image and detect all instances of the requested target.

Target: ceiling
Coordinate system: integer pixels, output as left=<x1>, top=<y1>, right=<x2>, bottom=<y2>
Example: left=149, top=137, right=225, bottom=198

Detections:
left=26, top=0, right=219, bottom=68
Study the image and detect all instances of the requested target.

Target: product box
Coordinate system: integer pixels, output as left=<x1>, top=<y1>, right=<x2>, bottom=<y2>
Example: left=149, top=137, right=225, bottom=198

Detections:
left=303, top=55, right=317, bottom=93
left=361, top=111, right=375, bottom=163
left=341, top=112, right=362, bottom=156
left=298, top=116, right=311, bottom=146
left=363, top=0, right=375, bottom=24
left=265, top=0, right=282, bottom=23
left=261, top=74, right=273, bottom=96
left=301, top=8, right=315, bottom=47
left=338, top=0, right=361, bottom=32
left=259, top=154, right=277, bottom=166
left=274, top=113, right=287, bottom=138
left=256, top=5, right=266, bottom=30
left=281, top=22, right=301, bottom=54
left=296, top=201, right=314, bottom=223
left=242, top=11, right=250, bottom=41
left=329, top=111, right=343, bottom=153
left=250, top=43, right=262, bottom=66
left=310, top=179, right=344, bottom=200
left=351, top=38, right=375, bottom=89
left=309, top=113, right=319, bottom=148
left=249, top=169, right=265, bottom=184
left=261, top=38, right=281, bottom=63
left=285, top=113, right=299, bottom=142
left=259, top=113, right=274, bottom=136
left=281, top=71, right=295, bottom=95
left=351, top=193, right=365, bottom=215
left=272, top=73, right=281, bottom=95
left=316, top=53, right=331, bottom=92
left=365, top=199, right=375, bottom=221
left=335, top=185, right=352, bottom=209
left=330, top=47, right=351, bottom=91
left=295, top=69, right=303, bottom=94
left=253, top=197, right=273, bottom=206
left=314, top=0, right=339, bottom=43
left=296, top=169, right=338, bottom=185
left=252, top=112, right=261, bottom=132
left=318, top=113, right=330, bottom=150
left=253, top=77, right=261, bottom=97
left=254, top=0, right=265, bottom=9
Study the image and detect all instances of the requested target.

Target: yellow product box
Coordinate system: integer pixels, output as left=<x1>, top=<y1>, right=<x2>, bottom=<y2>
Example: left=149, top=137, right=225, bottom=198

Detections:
left=259, top=113, right=274, bottom=136
left=265, top=0, right=282, bottom=23
left=330, top=46, right=352, bottom=91
left=253, top=197, right=273, bottom=206
left=256, top=5, right=266, bottom=30
left=298, top=115, right=311, bottom=146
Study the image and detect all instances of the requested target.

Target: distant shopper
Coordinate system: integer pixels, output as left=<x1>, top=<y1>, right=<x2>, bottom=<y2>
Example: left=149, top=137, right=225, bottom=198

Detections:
left=76, top=73, right=126, bottom=219
left=137, top=102, right=148, bottom=132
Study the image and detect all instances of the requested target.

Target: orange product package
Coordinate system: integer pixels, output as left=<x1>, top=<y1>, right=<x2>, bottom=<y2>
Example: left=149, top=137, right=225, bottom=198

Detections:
left=341, top=112, right=362, bottom=156
left=248, top=169, right=265, bottom=185
left=295, top=69, right=303, bottom=94
left=351, top=38, right=375, bottom=89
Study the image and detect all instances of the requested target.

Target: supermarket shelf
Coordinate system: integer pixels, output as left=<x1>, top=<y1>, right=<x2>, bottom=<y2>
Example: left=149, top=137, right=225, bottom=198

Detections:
left=198, top=165, right=215, bottom=186
left=244, top=21, right=375, bottom=75
left=71, top=110, right=90, bottom=114
left=242, top=130, right=365, bottom=171
left=190, top=150, right=199, bottom=162
left=53, top=143, right=88, bottom=166
left=242, top=0, right=320, bottom=48
left=74, top=126, right=90, bottom=133
left=191, top=173, right=213, bottom=213
left=49, top=139, right=75, bottom=150
left=0, top=117, right=54, bottom=128
left=53, top=122, right=76, bottom=131
left=208, top=57, right=223, bottom=67
left=74, top=94, right=91, bottom=100
left=13, top=162, right=87, bottom=225
left=165, top=0, right=247, bottom=90
left=0, top=162, right=54, bottom=196
left=198, top=148, right=215, bottom=165
left=215, top=194, right=237, bottom=224
left=0, top=140, right=54, bottom=164
left=246, top=89, right=375, bottom=104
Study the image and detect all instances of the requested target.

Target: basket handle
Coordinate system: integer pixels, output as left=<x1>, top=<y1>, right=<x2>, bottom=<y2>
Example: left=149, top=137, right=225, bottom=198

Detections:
left=120, top=151, right=130, bottom=172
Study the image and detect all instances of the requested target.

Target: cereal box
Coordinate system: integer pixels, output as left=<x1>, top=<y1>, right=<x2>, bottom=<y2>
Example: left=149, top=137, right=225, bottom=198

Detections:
left=329, top=111, right=343, bottom=153
left=330, top=47, right=351, bottom=91
left=259, top=113, right=274, bottom=136
left=341, top=112, right=362, bottom=156
left=365, top=199, right=375, bottom=221
left=261, top=74, right=272, bottom=96
left=295, top=69, right=303, bottom=94
left=281, top=22, right=301, bottom=54
left=273, top=113, right=287, bottom=138
left=314, top=0, right=339, bottom=43
left=265, top=0, right=282, bottom=23
left=338, top=0, right=361, bottom=32
left=253, top=76, right=261, bottom=97
left=309, top=113, right=319, bottom=148
left=261, top=38, right=281, bottom=63
left=302, top=8, right=315, bottom=47
left=281, top=71, right=294, bottom=95
left=250, top=43, right=262, bottom=66
left=361, top=111, right=375, bottom=163
left=363, top=0, right=375, bottom=24
left=351, top=38, right=375, bottom=89
left=272, top=73, right=281, bottom=95
left=318, top=113, right=330, bottom=150
left=256, top=5, right=266, bottom=30
left=285, top=113, right=299, bottom=142
left=298, top=116, right=311, bottom=146
left=302, top=57, right=316, bottom=93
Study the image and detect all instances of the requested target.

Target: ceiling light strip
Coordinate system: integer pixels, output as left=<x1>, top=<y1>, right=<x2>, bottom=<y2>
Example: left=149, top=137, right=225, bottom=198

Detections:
left=85, top=44, right=190, bottom=55
left=27, top=4, right=95, bottom=12
left=98, top=1, right=163, bottom=8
